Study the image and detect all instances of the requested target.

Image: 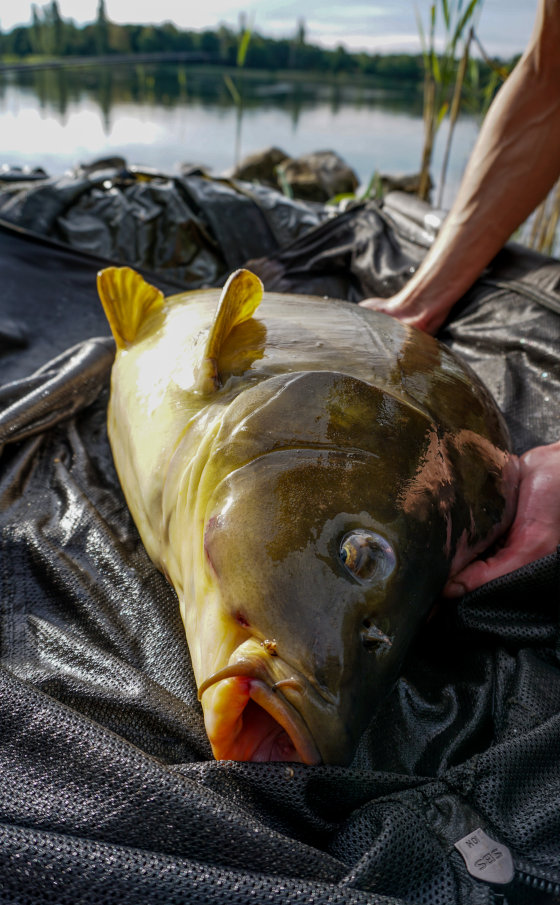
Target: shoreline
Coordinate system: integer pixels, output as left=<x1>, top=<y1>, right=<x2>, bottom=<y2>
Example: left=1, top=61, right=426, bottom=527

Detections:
left=0, top=55, right=423, bottom=94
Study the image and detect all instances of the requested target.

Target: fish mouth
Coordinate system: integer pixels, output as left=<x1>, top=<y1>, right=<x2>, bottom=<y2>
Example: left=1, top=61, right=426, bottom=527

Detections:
left=198, top=659, right=322, bottom=765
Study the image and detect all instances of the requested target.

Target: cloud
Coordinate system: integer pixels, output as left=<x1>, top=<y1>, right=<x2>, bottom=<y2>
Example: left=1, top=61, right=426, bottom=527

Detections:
left=312, top=32, right=422, bottom=53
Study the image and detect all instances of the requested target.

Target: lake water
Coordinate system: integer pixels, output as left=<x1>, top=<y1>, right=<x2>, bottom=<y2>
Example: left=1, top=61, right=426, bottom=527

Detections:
left=0, top=64, right=481, bottom=209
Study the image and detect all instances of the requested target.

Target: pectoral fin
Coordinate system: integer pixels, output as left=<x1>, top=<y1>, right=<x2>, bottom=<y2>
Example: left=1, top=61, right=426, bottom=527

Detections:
left=195, top=268, right=263, bottom=394
left=97, top=266, right=164, bottom=350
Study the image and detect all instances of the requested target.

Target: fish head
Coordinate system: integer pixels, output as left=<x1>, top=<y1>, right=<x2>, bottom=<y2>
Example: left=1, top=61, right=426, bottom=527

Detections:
left=190, top=370, right=470, bottom=765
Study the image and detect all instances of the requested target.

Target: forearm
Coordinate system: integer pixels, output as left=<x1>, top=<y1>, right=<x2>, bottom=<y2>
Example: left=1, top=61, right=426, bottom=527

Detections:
left=364, top=0, right=560, bottom=333
left=407, top=31, right=560, bottom=308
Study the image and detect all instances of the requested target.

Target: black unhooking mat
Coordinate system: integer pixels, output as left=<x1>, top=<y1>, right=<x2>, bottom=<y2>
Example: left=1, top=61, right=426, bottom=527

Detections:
left=0, top=181, right=559, bottom=905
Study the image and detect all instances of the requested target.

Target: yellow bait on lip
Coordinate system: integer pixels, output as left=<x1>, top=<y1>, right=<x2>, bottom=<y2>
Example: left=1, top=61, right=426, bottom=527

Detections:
left=97, top=265, right=518, bottom=765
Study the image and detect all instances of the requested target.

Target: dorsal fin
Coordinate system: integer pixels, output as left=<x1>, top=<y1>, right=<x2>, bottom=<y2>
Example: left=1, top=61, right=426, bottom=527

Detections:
left=194, top=268, right=264, bottom=394
left=97, top=266, right=164, bottom=350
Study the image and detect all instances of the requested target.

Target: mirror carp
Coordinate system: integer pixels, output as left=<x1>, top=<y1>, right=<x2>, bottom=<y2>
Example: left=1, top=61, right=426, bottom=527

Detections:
left=97, top=266, right=518, bottom=765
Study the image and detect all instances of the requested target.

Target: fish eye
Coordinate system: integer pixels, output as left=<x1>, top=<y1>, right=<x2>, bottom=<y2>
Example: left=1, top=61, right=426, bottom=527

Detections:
left=339, top=530, right=396, bottom=583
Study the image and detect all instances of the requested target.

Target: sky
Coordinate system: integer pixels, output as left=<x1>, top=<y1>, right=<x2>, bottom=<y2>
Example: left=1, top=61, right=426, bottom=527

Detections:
left=0, top=0, right=536, bottom=59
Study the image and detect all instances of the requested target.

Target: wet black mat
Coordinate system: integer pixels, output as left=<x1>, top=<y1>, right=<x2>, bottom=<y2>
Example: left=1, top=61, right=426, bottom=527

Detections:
left=1, top=195, right=559, bottom=904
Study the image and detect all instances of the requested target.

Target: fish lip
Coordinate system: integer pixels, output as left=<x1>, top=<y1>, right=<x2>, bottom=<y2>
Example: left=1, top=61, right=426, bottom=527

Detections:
left=198, top=658, right=322, bottom=765
left=248, top=678, right=322, bottom=765
left=197, top=657, right=267, bottom=699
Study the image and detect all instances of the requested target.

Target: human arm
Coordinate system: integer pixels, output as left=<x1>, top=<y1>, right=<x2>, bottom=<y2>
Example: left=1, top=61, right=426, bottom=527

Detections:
left=360, top=0, right=560, bottom=334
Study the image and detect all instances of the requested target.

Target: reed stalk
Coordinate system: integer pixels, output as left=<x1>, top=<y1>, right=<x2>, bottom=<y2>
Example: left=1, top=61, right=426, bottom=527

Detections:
left=417, top=0, right=482, bottom=203
left=437, top=26, right=472, bottom=207
left=527, top=177, right=560, bottom=256
left=224, top=14, right=253, bottom=166
left=418, top=74, right=436, bottom=200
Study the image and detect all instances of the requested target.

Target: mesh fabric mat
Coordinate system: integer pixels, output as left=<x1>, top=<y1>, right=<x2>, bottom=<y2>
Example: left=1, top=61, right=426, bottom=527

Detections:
left=0, top=194, right=559, bottom=905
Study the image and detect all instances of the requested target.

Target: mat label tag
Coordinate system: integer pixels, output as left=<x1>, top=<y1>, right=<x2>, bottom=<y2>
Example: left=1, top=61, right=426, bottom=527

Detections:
left=455, top=828, right=514, bottom=885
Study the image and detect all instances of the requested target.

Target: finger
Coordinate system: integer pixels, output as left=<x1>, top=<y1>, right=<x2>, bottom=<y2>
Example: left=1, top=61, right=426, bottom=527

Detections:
left=358, top=298, right=389, bottom=312
left=359, top=297, right=444, bottom=335
left=443, top=544, right=535, bottom=597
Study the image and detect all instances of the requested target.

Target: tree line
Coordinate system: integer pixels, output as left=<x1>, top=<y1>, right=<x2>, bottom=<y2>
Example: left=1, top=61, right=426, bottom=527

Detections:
left=0, top=0, right=506, bottom=89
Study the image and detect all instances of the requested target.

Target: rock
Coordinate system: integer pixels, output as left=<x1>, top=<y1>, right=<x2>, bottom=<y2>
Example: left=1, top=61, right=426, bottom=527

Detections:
left=78, top=156, right=127, bottom=175
left=379, top=172, right=432, bottom=196
left=0, top=164, right=48, bottom=184
left=230, top=147, right=290, bottom=187
left=276, top=151, right=359, bottom=202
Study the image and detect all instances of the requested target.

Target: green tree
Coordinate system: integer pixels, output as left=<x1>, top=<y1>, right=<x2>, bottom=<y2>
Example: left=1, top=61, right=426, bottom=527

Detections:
left=30, top=4, right=43, bottom=54
left=217, top=25, right=236, bottom=64
left=95, top=0, right=109, bottom=54
left=289, top=17, right=306, bottom=68
left=7, top=26, right=33, bottom=56
left=51, top=1, right=64, bottom=54
left=137, top=25, right=160, bottom=53
left=108, top=21, right=131, bottom=53
left=331, top=44, right=354, bottom=74
left=37, top=1, right=64, bottom=55
left=200, top=30, right=220, bottom=55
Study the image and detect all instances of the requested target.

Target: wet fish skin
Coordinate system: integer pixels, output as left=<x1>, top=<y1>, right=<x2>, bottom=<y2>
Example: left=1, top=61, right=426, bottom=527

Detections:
left=97, top=266, right=518, bottom=765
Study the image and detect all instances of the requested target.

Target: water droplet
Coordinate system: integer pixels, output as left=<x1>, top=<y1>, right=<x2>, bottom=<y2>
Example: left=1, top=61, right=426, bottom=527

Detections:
left=519, top=338, right=526, bottom=345
left=541, top=371, right=549, bottom=379
left=544, top=396, right=550, bottom=403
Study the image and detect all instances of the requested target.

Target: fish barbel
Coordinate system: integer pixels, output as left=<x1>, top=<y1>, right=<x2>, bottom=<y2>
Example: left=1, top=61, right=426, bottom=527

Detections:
left=97, top=266, right=518, bottom=765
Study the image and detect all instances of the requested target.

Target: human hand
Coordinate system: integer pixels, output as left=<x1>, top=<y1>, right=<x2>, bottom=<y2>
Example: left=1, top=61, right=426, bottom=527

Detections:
left=359, top=291, right=454, bottom=336
left=444, top=440, right=560, bottom=596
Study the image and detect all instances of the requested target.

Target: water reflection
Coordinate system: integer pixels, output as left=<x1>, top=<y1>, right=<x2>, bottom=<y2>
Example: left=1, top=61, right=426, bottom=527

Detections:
left=2, top=65, right=424, bottom=116
left=0, top=63, right=476, bottom=205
